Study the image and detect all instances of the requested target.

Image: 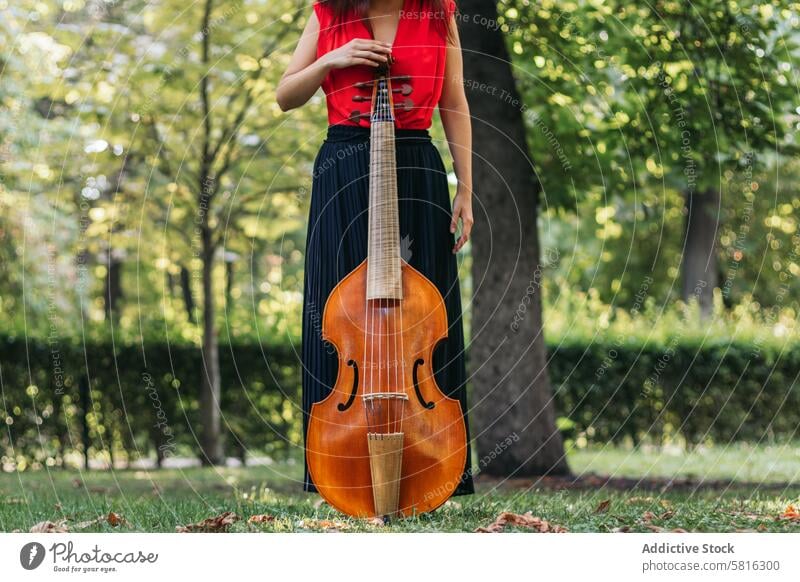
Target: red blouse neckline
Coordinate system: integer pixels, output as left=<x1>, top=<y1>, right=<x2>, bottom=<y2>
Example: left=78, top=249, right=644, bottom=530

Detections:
left=315, top=0, right=454, bottom=130
left=358, top=0, right=409, bottom=46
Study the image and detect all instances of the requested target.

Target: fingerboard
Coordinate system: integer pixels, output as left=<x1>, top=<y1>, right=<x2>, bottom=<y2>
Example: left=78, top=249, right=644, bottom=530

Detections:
left=366, top=78, right=403, bottom=300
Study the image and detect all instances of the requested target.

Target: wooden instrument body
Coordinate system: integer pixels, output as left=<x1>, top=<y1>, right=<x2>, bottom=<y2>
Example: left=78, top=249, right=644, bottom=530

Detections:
left=306, top=62, right=466, bottom=518
left=306, top=260, right=467, bottom=517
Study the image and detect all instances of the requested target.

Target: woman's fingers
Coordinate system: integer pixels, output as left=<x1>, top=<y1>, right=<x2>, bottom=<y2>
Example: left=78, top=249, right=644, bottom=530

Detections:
left=353, top=58, right=380, bottom=67
left=362, top=39, right=393, bottom=51
left=453, top=231, right=467, bottom=253
left=351, top=50, right=389, bottom=64
left=352, top=39, right=392, bottom=54
left=451, top=201, right=473, bottom=253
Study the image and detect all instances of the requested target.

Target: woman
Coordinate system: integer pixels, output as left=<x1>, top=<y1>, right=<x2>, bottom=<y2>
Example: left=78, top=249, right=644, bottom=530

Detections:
left=277, top=0, right=474, bottom=497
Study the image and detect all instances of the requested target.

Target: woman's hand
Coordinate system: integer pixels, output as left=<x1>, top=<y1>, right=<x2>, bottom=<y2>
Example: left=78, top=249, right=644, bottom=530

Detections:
left=320, top=38, right=393, bottom=70
left=450, top=188, right=474, bottom=254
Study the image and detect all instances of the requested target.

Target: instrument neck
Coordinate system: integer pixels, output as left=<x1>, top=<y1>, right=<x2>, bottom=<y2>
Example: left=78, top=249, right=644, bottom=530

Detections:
left=366, top=119, right=403, bottom=300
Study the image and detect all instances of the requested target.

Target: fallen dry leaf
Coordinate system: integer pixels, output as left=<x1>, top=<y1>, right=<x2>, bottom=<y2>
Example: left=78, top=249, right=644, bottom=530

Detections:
left=30, top=520, right=69, bottom=533
left=594, top=499, right=611, bottom=514
left=247, top=514, right=275, bottom=525
left=475, top=511, right=567, bottom=533
left=106, top=512, right=129, bottom=527
left=71, top=512, right=129, bottom=531
left=780, top=504, right=800, bottom=521
left=671, top=528, right=688, bottom=533
left=176, top=511, right=240, bottom=533
left=612, top=526, right=631, bottom=533
left=366, top=517, right=386, bottom=527
left=659, top=510, right=675, bottom=520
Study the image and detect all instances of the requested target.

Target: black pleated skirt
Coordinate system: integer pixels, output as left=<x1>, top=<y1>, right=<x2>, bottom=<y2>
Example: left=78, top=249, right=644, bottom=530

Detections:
left=302, top=124, right=474, bottom=496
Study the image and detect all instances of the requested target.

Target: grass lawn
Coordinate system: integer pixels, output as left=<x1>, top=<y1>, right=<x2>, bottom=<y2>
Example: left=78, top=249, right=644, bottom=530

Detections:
left=2, top=444, right=799, bottom=533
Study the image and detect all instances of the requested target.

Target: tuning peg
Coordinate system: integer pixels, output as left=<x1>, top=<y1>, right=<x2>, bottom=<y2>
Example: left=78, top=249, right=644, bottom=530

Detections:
left=353, top=75, right=412, bottom=90
left=351, top=83, right=412, bottom=102
left=396, top=97, right=414, bottom=111
left=349, top=110, right=371, bottom=123
left=347, top=98, right=414, bottom=122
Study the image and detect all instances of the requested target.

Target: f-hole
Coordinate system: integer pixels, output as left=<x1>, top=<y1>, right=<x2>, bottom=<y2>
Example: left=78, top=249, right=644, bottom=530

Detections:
left=337, top=360, right=359, bottom=411
left=413, top=358, right=435, bottom=409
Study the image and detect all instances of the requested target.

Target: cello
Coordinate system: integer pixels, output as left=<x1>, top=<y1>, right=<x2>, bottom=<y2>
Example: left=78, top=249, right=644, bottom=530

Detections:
left=305, top=62, right=468, bottom=519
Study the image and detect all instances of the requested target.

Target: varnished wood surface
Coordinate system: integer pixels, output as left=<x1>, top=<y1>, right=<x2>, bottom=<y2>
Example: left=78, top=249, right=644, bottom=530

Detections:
left=306, top=260, right=468, bottom=517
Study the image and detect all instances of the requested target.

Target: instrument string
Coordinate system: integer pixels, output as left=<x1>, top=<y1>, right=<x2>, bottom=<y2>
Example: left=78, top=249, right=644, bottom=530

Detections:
left=389, top=81, right=399, bottom=436
left=376, top=83, right=385, bottom=434
left=381, top=82, right=389, bottom=436
left=376, top=110, right=388, bottom=433
left=384, top=82, right=393, bottom=436
left=390, top=75, right=407, bottom=438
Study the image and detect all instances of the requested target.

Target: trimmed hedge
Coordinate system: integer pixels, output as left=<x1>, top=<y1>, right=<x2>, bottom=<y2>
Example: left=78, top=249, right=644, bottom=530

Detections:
left=1, top=335, right=798, bottom=468
left=0, top=336, right=301, bottom=469
left=548, top=339, right=800, bottom=447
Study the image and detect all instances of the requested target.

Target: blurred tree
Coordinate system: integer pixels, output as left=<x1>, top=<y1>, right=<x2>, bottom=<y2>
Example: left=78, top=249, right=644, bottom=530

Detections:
left=505, top=0, right=798, bottom=318
left=3, top=0, right=319, bottom=463
left=610, top=0, right=798, bottom=318
left=110, top=0, right=307, bottom=464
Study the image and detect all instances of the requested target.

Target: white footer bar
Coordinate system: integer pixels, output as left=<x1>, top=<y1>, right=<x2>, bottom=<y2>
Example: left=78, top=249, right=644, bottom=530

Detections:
left=1, top=533, right=797, bottom=581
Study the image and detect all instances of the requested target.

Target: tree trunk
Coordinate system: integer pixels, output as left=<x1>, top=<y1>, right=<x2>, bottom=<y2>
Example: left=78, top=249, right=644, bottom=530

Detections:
left=103, top=157, right=128, bottom=320
left=103, top=254, right=122, bottom=319
left=681, top=188, right=719, bottom=318
left=199, top=230, right=223, bottom=465
left=225, top=259, right=234, bottom=315
left=458, top=0, right=569, bottom=477
left=180, top=265, right=196, bottom=323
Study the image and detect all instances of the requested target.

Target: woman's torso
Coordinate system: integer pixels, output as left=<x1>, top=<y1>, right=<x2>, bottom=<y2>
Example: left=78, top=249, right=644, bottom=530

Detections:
left=314, top=0, right=455, bottom=130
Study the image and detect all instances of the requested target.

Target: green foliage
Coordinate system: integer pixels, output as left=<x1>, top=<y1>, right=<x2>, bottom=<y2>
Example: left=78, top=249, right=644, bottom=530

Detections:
left=551, top=338, right=800, bottom=448
left=0, top=335, right=301, bottom=469
left=504, top=0, right=799, bottom=203
left=0, top=0, right=319, bottom=342
left=542, top=166, right=800, bottom=311
left=541, top=281, right=799, bottom=448
left=2, top=330, right=797, bottom=467
left=2, top=1, right=799, bottom=470
left=2, top=0, right=798, bottom=345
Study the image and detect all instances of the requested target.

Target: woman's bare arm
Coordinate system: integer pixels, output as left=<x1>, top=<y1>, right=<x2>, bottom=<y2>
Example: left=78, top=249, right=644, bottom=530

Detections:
left=438, top=19, right=474, bottom=254
left=276, top=12, right=393, bottom=112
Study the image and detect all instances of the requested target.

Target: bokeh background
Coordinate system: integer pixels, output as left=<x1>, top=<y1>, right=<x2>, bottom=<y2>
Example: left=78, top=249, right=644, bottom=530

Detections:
left=0, top=0, right=799, bottom=532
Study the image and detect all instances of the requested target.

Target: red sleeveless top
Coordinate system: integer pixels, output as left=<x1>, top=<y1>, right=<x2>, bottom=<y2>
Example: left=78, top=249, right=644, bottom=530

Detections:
left=314, top=0, right=456, bottom=130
